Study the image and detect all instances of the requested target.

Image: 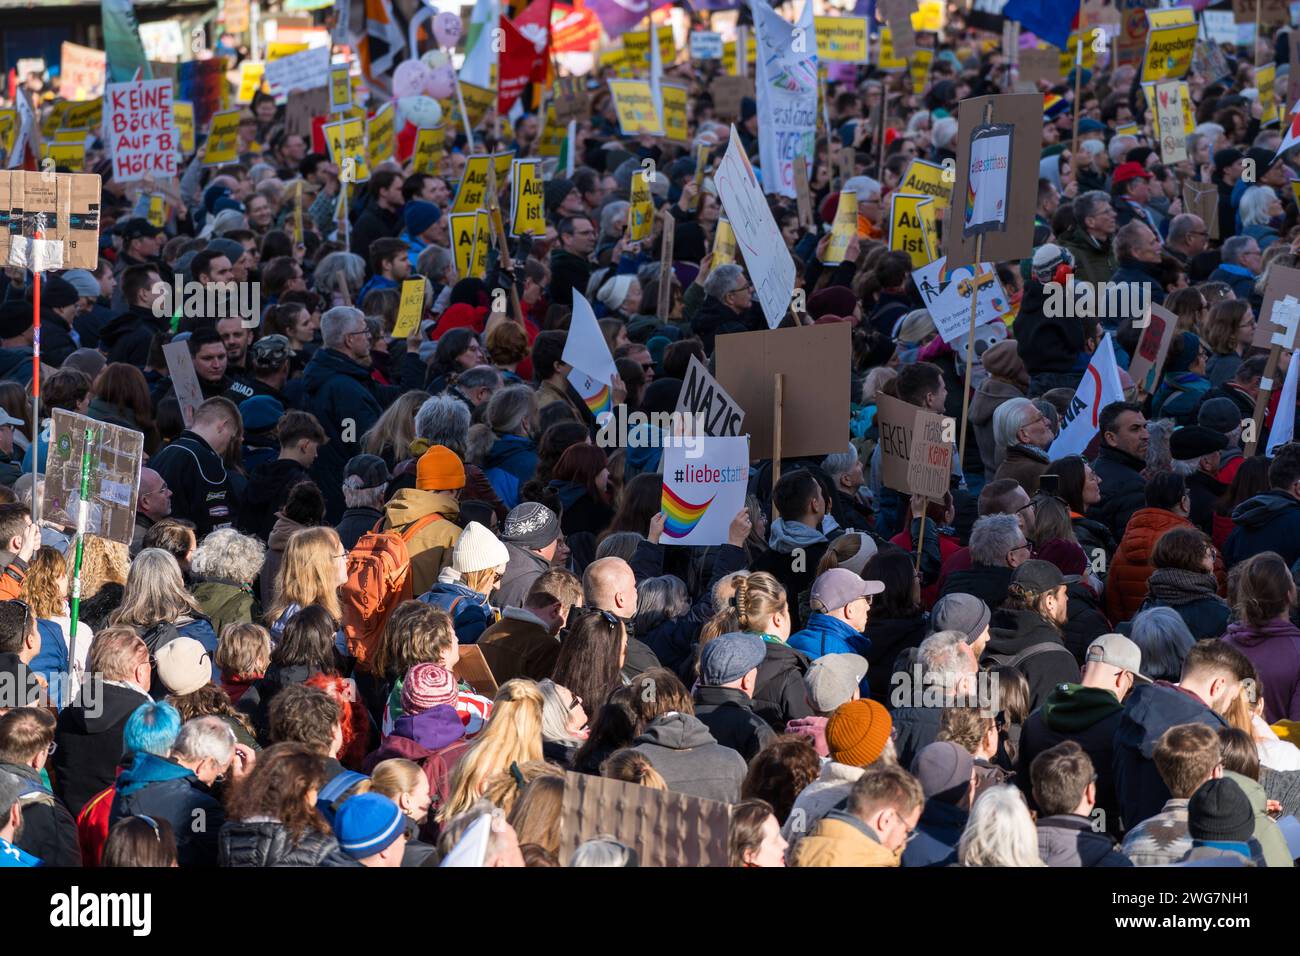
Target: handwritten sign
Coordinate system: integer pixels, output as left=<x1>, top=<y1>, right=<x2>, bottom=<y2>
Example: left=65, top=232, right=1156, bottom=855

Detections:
left=106, top=78, right=178, bottom=182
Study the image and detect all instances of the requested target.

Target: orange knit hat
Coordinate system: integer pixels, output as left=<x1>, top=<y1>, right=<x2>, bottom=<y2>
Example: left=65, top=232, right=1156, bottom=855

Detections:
left=825, top=698, right=893, bottom=768
left=416, top=444, right=466, bottom=491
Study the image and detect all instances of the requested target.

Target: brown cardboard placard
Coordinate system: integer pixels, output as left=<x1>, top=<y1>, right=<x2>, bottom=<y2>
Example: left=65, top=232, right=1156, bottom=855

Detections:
left=1127, top=303, right=1180, bottom=396
left=714, top=323, right=851, bottom=461
left=0, top=171, right=101, bottom=270
left=712, top=75, right=755, bottom=121
left=41, top=408, right=144, bottom=546
left=1018, top=47, right=1061, bottom=86
left=558, top=771, right=731, bottom=867
left=1233, top=0, right=1289, bottom=25
left=454, top=644, right=499, bottom=698
left=793, top=155, right=814, bottom=229
left=1117, top=2, right=1155, bottom=69
left=553, top=76, right=591, bottom=125
left=162, top=341, right=205, bottom=428
left=285, top=86, right=329, bottom=140
left=876, top=392, right=951, bottom=498
left=1181, top=181, right=1219, bottom=240
left=1252, top=265, right=1300, bottom=351
left=943, top=93, right=1042, bottom=269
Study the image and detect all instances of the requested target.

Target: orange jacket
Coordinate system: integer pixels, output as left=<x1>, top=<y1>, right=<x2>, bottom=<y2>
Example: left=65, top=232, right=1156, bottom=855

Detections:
left=1104, top=509, right=1227, bottom=623
left=0, top=558, right=27, bottom=600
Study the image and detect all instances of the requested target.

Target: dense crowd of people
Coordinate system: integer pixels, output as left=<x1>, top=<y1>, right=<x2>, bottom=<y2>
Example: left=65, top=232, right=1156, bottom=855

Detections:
left=2, top=4, right=1300, bottom=868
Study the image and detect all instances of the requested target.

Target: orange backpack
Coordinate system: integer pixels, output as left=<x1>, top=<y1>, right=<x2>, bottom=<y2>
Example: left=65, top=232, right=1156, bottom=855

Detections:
left=340, top=513, right=443, bottom=670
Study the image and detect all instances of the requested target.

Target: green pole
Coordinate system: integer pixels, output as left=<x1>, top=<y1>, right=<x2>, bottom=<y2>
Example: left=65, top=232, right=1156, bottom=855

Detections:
left=66, top=426, right=95, bottom=682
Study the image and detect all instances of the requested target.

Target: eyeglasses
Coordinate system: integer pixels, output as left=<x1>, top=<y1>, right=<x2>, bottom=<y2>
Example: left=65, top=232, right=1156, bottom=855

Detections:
left=568, top=693, right=584, bottom=711
left=1007, top=543, right=1033, bottom=561
left=345, top=328, right=373, bottom=341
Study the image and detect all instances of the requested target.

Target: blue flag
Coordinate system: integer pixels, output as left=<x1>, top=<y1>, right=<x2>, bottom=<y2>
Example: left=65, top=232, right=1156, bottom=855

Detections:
left=1002, top=0, right=1079, bottom=50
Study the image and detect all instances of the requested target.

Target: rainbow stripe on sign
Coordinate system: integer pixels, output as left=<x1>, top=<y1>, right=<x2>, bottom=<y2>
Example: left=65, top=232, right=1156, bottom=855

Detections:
left=661, top=484, right=715, bottom=539
left=582, top=383, right=611, bottom=417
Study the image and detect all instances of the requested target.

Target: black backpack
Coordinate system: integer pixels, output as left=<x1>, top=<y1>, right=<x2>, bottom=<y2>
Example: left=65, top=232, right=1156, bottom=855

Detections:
left=141, top=619, right=203, bottom=700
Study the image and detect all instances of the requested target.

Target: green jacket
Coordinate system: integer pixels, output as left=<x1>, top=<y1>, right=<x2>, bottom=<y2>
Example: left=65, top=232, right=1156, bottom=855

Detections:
left=191, top=579, right=258, bottom=642
left=1225, top=770, right=1293, bottom=868
left=1057, top=225, right=1117, bottom=288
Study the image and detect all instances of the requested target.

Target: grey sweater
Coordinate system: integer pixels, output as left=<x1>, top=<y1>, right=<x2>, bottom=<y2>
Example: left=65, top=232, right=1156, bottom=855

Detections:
left=632, top=712, right=746, bottom=805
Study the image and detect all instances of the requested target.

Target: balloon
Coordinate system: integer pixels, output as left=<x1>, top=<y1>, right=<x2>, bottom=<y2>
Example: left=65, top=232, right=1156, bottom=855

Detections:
left=427, top=66, right=456, bottom=101
left=421, top=49, right=450, bottom=70
left=397, top=96, right=443, bottom=129
left=393, top=60, right=433, bottom=100
left=433, top=11, right=463, bottom=48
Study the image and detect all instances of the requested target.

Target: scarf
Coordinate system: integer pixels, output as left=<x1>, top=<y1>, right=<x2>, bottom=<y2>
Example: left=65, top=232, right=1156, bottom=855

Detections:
left=769, top=517, right=828, bottom=553
left=1146, top=568, right=1218, bottom=607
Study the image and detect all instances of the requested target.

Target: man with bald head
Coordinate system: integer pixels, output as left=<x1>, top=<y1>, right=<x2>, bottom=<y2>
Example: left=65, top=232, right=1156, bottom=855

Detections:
left=132, top=467, right=173, bottom=557
left=582, top=556, right=661, bottom=678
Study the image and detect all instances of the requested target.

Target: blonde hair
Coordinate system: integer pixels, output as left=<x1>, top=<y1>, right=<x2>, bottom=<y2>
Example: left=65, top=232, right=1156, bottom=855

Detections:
left=439, top=679, right=545, bottom=821
left=109, top=549, right=204, bottom=628
left=87, top=625, right=148, bottom=682
left=215, top=622, right=272, bottom=677
left=958, top=786, right=1045, bottom=867
left=266, top=526, right=342, bottom=624
left=369, top=758, right=425, bottom=804
left=480, top=759, right=560, bottom=819
left=600, top=749, right=667, bottom=790
left=463, top=567, right=502, bottom=596
left=705, top=571, right=787, bottom=638
left=362, top=389, right=430, bottom=459
left=21, top=546, right=66, bottom=619
left=80, top=534, right=129, bottom=598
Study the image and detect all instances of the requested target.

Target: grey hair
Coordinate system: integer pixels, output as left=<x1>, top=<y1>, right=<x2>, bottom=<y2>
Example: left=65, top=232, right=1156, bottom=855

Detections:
left=1144, top=418, right=1175, bottom=475
left=343, top=481, right=387, bottom=510
left=595, top=532, right=644, bottom=564
left=1073, top=190, right=1112, bottom=223
left=171, top=715, right=236, bottom=767
left=321, top=305, right=365, bottom=348
left=209, top=208, right=248, bottom=237
left=314, top=251, right=366, bottom=297
left=932, top=116, right=959, bottom=149
left=600, top=200, right=631, bottom=239
left=255, top=178, right=284, bottom=203
left=416, top=243, right=455, bottom=284
left=992, top=398, right=1037, bottom=450
left=191, top=528, right=266, bottom=586
left=918, top=630, right=976, bottom=682
left=1108, top=134, right=1138, bottom=164
left=1222, top=235, right=1256, bottom=266
left=1238, top=186, right=1276, bottom=228
left=1129, top=607, right=1194, bottom=682
left=959, top=785, right=1045, bottom=867
left=537, top=679, right=585, bottom=745
left=1167, top=214, right=1203, bottom=247
left=633, top=575, right=690, bottom=633
left=1114, top=220, right=1156, bottom=260
left=569, top=836, right=635, bottom=867
left=415, top=394, right=472, bottom=454
left=1194, top=122, right=1225, bottom=143
left=1080, top=139, right=1105, bottom=158
left=907, top=110, right=932, bottom=134
left=483, top=383, right=538, bottom=435
left=456, top=365, right=504, bottom=392
left=821, top=443, right=860, bottom=483
left=969, top=514, right=1025, bottom=567
left=704, top=264, right=745, bottom=299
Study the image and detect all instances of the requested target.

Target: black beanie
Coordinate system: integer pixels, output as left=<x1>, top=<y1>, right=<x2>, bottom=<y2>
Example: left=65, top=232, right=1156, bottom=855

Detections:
left=1187, top=778, right=1255, bottom=844
left=0, top=301, right=32, bottom=339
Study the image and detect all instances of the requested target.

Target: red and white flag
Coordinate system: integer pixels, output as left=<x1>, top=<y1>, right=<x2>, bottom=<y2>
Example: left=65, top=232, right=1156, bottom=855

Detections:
left=1048, top=334, right=1125, bottom=459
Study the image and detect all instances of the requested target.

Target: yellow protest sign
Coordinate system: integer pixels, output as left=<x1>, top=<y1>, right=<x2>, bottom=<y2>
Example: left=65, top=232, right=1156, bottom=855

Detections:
left=330, top=64, right=351, bottom=113
left=1056, top=35, right=1098, bottom=77
left=1141, top=14, right=1197, bottom=83
left=323, top=116, right=369, bottom=183
left=661, top=84, right=689, bottom=144
left=452, top=155, right=491, bottom=213
left=539, top=102, right=563, bottom=158
left=623, top=25, right=676, bottom=63
left=1114, top=122, right=1139, bottom=137
left=454, top=81, right=497, bottom=132
left=236, top=61, right=265, bottom=104
left=413, top=127, right=445, bottom=175
left=0, top=111, right=15, bottom=160
left=266, top=41, right=309, bottom=60
left=879, top=29, right=907, bottom=71
left=204, top=109, right=242, bottom=165
left=63, top=97, right=101, bottom=130
left=909, top=49, right=934, bottom=96
left=608, top=80, right=663, bottom=136
left=450, top=212, right=478, bottom=277
left=42, top=101, right=70, bottom=138
left=911, top=0, right=943, bottom=32
left=174, top=101, right=195, bottom=155
left=393, top=279, right=426, bottom=338
left=815, top=17, right=870, bottom=63
left=628, top=170, right=654, bottom=242
left=1259, top=63, right=1277, bottom=125
left=367, top=102, right=396, bottom=168
left=721, top=36, right=757, bottom=76
left=146, top=193, right=166, bottom=229
left=42, top=141, right=85, bottom=172
left=890, top=193, right=937, bottom=268
left=291, top=181, right=303, bottom=246
left=54, top=128, right=87, bottom=142
left=492, top=151, right=513, bottom=187
left=713, top=218, right=737, bottom=265
left=510, top=158, right=545, bottom=238
left=470, top=211, right=490, bottom=279
left=824, top=190, right=858, bottom=265
left=898, top=158, right=952, bottom=210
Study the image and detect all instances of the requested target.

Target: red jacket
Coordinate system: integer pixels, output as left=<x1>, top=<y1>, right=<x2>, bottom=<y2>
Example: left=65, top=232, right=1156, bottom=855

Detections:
left=1105, top=508, right=1227, bottom=623
left=890, top=528, right=962, bottom=608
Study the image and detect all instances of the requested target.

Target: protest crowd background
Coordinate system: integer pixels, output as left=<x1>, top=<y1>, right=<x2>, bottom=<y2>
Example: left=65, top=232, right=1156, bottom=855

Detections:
left=4, top=0, right=1300, bottom=871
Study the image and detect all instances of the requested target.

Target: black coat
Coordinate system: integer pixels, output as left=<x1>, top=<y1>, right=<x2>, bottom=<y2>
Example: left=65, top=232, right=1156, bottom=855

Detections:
left=98, top=305, right=171, bottom=369
left=548, top=248, right=592, bottom=308
left=109, top=761, right=224, bottom=867
left=1186, top=470, right=1225, bottom=537
left=693, top=685, right=776, bottom=761
left=218, top=820, right=359, bottom=867
left=891, top=705, right=944, bottom=770
left=752, top=639, right=813, bottom=732
left=752, top=540, right=830, bottom=631
left=940, top=563, right=1013, bottom=612
left=350, top=202, right=403, bottom=259
left=1062, top=580, right=1113, bottom=666
left=38, top=311, right=79, bottom=369
left=51, top=680, right=152, bottom=818
left=1014, top=280, right=1087, bottom=375
left=238, top=458, right=313, bottom=541
left=690, top=293, right=763, bottom=355
left=981, top=608, right=1081, bottom=712
left=860, top=613, right=929, bottom=708
left=0, top=761, right=80, bottom=866
left=1088, top=445, right=1147, bottom=544
left=1072, top=515, right=1117, bottom=573
left=149, top=430, right=237, bottom=538
left=336, top=506, right=383, bottom=552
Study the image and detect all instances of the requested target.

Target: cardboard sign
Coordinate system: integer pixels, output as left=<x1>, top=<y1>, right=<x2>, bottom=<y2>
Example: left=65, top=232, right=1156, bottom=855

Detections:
left=714, top=323, right=851, bottom=461
left=661, top=84, right=689, bottom=145
left=323, top=116, right=369, bottom=184
left=607, top=79, right=664, bottom=136
left=890, top=193, right=937, bottom=268
left=453, top=645, right=498, bottom=698
left=1154, top=81, right=1188, bottom=163
left=366, top=102, right=396, bottom=168
left=898, top=157, right=952, bottom=210
left=675, top=354, right=745, bottom=438
left=710, top=75, right=755, bottom=121
left=792, top=155, right=814, bottom=229
left=0, top=171, right=101, bottom=270
left=264, top=46, right=330, bottom=98
left=42, top=409, right=144, bottom=546
left=945, top=93, right=1041, bottom=269
left=1018, top=47, right=1060, bottom=86
left=689, top=30, right=724, bottom=60
left=1252, top=265, right=1300, bottom=351
left=912, top=256, right=1011, bottom=345
left=285, top=87, right=328, bottom=140
left=876, top=392, right=951, bottom=498
left=413, top=126, right=445, bottom=175
left=558, top=771, right=730, bottom=867
left=452, top=155, right=491, bottom=214
left=1182, top=180, right=1219, bottom=240
left=815, top=16, right=870, bottom=62
left=60, top=43, right=107, bottom=102
left=1232, top=0, right=1288, bottom=25
left=106, top=78, right=178, bottom=182
left=235, top=61, right=265, bottom=105
left=392, top=278, right=425, bottom=339
left=203, top=109, right=242, bottom=166
left=162, top=341, right=204, bottom=427
left=552, top=76, right=591, bottom=125
left=1128, top=303, right=1180, bottom=396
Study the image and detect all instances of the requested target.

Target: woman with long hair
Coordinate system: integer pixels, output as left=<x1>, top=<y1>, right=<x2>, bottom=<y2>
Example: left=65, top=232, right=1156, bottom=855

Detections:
left=857, top=547, right=928, bottom=708
left=600, top=472, right=663, bottom=542
left=551, top=609, right=628, bottom=717
left=1202, top=299, right=1255, bottom=387
left=89, top=363, right=160, bottom=454
left=22, top=546, right=91, bottom=697
left=548, top=443, right=615, bottom=536
left=571, top=684, right=638, bottom=775
left=538, top=678, right=589, bottom=767
left=958, top=786, right=1045, bottom=867
left=1047, top=455, right=1116, bottom=568
left=1136, top=527, right=1229, bottom=641
left=507, top=771, right=564, bottom=859
left=729, top=799, right=788, bottom=867
left=426, top=327, right=488, bottom=394
left=439, top=679, right=545, bottom=821
left=102, top=816, right=179, bottom=867
left=1214, top=456, right=1269, bottom=550
left=244, top=604, right=341, bottom=738
left=259, top=481, right=327, bottom=602
left=361, top=389, right=432, bottom=467
left=265, top=526, right=348, bottom=640
left=1223, top=551, right=1300, bottom=722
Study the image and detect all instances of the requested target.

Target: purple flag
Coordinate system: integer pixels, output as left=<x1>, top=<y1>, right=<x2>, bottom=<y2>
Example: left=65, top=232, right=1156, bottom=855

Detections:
left=586, top=0, right=671, bottom=35
left=685, top=0, right=741, bottom=10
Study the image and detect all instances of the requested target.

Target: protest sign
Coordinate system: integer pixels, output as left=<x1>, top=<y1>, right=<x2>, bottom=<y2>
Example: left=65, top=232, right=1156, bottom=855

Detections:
left=962, top=123, right=1013, bottom=238
left=177, top=57, right=228, bottom=130
left=0, top=171, right=101, bottom=270
left=146, top=193, right=165, bottom=229
left=563, top=291, right=618, bottom=386
left=1018, top=47, right=1060, bottom=86
left=608, top=80, right=663, bottom=135
left=1048, top=335, right=1126, bottom=459
left=878, top=27, right=909, bottom=70
left=264, top=46, right=330, bottom=98
left=286, top=87, right=328, bottom=140
left=715, top=323, right=851, bottom=461
left=236, top=61, right=265, bottom=105
left=162, top=341, right=204, bottom=427
left=713, top=130, right=796, bottom=330
left=552, top=76, right=591, bottom=125
left=660, top=437, right=750, bottom=547
left=42, top=409, right=144, bottom=547
left=661, top=84, right=689, bottom=145
left=323, top=116, right=369, bottom=184
left=627, top=170, right=654, bottom=242
left=1258, top=64, right=1278, bottom=127
left=1201, top=9, right=1236, bottom=43
left=876, top=393, right=952, bottom=498
left=1290, top=34, right=1300, bottom=118
left=823, top=190, right=858, bottom=265
left=1267, top=302, right=1300, bottom=456
left=42, top=142, right=86, bottom=172
left=1127, top=303, right=1180, bottom=397
left=675, top=355, right=745, bottom=438
left=1154, top=81, right=1188, bottom=163
left=815, top=16, right=870, bottom=62
left=453, top=645, right=498, bottom=699
left=106, top=78, right=178, bottom=182
left=0, top=112, right=16, bottom=164
left=60, top=43, right=106, bottom=101
left=392, top=279, right=425, bottom=339
left=1141, top=9, right=1196, bottom=83
left=203, top=109, right=241, bottom=166
left=510, top=159, right=545, bottom=237
left=450, top=213, right=478, bottom=278
left=1252, top=265, right=1300, bottom=350
left=754, top=0, right=818, bottom=198
left=366, top=103, right=396, bottom=168
left=689, top=31, right=724, bottom=60
left=912, top=257, right=1012, bottom=345
left=713, top=218, right=737, bottom=265
left=569, top=368, right=613, bottom=420
left=452, top=155, right=491, bottom=214
left=413, top=127, right=445, bottom=175
left=225, top=0, right=250, bottom=34
left=1182, top=180, right=1219, bottom=239
left=329, top=64, right=351, bottom=112
left=469, top=211, right=490, bottom=280
left=711, top=75, right=756, bottom=121
left=558, top=771, right=730, bottom=867
left=898, top=158, right=952, bottom=210
left=890, top=193, right=937, bottom=268
left=63, top=99, right=102, bottom=132
left=909, top=49, right=934, bottom=96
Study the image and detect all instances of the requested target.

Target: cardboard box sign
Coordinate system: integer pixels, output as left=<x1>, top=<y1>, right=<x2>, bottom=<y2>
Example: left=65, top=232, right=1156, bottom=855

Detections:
left=876, top=392, right=953, bottom=498
left=453, top=645, right=498, bottom=698
left=558, top=771, right=731, bottom=867
left=0, top=171, right=102, bottom=271
left=1127, top=303, right=1179, bottom=396
left=714, top=323, right=851, bottom=462
left=711, top=75, right=756, bottom=121
left=1252, top=265, right=1300, bottom=352
left=41, top=408, right=145, bottom=547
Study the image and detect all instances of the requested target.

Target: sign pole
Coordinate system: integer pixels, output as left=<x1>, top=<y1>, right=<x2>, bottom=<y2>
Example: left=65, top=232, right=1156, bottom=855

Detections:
left=485, top=161, right=525, bottom=325
left=915, top=509, right=927, bottom=573
left=1256, top=0, right=1263, bottom=69
left=956, top=236, right=985, bottom=474
left=66, top=425, right=94, bottom=686
left=30, top=254, right=40, bottom=524
left=877, top=89, right=888, bottom=183
left=657, top=207, right=675, bottom=323
left=1071, top=8, right=1086, bottom=182
left=772, top=372, right=784, bottom=488
left=1245, top=344, right=1282, bottom=457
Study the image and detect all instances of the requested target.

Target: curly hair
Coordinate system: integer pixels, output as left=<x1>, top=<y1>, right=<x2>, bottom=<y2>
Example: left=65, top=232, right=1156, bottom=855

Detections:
left=191, top=528, right=266, bottom=586
left=167, top=683, right=256, bottom=739
left=224, top=742, right=329, bottom=842
left=21, top=547, right=66, bottom=619
left=79, top=534, right=130, bottom=599
left=741, top=735, right=821, bottom=823
left=371, top=600, right=457, bottom=681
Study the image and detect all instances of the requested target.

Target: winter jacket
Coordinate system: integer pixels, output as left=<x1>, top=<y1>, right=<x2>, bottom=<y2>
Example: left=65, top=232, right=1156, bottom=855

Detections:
left=477, top=608, right=561, bottom=683
left=336, top=506, right=384, bottom=552
left=1137, top=569, right=1230, bottom=641
left=1208, top=264, right=1256, bottom=301
left=1057, top=226, right=1117, bottom=287
left=1105, top=509, right=1210, bottom=623
left=1072, top=514, right=1117, bottom=573
left=900, top=798, right=966, bottom=867
left=631, top=712, right=746, bottom=804
left=970, top=378, right=1025, bottom=470
left=1186, top=469, right=1225, bottom=536
left=380, top=489, right=463, bottom=596
left=994, top=443, right=1052, bottom=495
left=108, top=752, right=223, bottom=866
left=788, top=612, right=872, bottom=694
left=690, top=294, right=762, bottom=355
left=37, top=311, right=79, bottom=369
left=1225, top=769, right=1293, bottom=868
left=1062, top=579, right=1112, bottom=664
left=495, top=541, right=553, bottom=611
left=350, top=201, right=403, bottom=258
left=792, top=810, right=899, bottom=867
left=1, top=761, right=80, bottom=866
left=860, top=614, right=929, bottom=708
left=753, top=637, right=814, bottom=732
left=891, top=705, right=945, bottom=770
left=259, top=516, right=305, bottom=605
left=1014, top=280, right=1087, bottom=375
left=940, top=563, right=1013, bottom=613
left=482, top=434, right=538, bottom=510
left=549, top=480, right=615, bottom=536
left=752, top=532, right=830, bottom=630
left=1151, top=372, right=1213, bottom=426
left=982, top=608, right=1080, bottom=711
left=361, top=705, right=472, bottom=826
left=191, top=579, right=257, bottom=640
left=417, top=581, right=496, bottom=644
left=1224, top=491, right=1300, bottom=569
left=782, top=760, right=865, bottom=852
left=1121, top=798, right=1191, bottom=866
left=1017, top=684, right=1125, bottom=835
left=51, top=680, right=152, bottom=817
left=1222, top=617, right=1300, bottom=722
left=98, top=305, right=170, bottom=368
left=1036, top=814, right=1132, bottom=867
left=218, top=820, right=360, bottom=867
left=302, top=347, right=401, bottom=522
left=549, top=248, right=592, bottom=308
left=1113, top=681, right=1228, bottom=831
left=238, top=458, right=313, bottom=541
left=1088, top=446, right=1148, bottom=544
left=149, top=430, right=237, bottom=537
left=692, top=684, right=776, bottom=762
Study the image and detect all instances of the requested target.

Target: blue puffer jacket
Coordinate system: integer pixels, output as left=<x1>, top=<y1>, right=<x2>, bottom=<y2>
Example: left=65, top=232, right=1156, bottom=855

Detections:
left=483, top=434, right=538, bottom=510
left=109, top=751, right=224, bottom=867
left=29, top=620, right=69, bottom=709
left=788, top=613, right=871, bottom=696
left=418, top=581, right=496, bottom=643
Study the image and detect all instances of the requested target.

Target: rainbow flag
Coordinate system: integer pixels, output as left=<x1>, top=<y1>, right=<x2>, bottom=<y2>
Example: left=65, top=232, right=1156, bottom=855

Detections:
left=661, top=484, right=715, bottom=539
left=567, top=368, right=611, bottom=418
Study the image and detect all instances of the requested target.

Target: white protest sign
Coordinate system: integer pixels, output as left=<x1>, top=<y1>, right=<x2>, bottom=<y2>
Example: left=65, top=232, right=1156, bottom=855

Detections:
left=1267, top=297, right=1300, bottom=455
left=690, top=31, right=724, bottom=59
left=106, top=78, right=178, bottom=182
left=1200, top=10, right=1236, bottom=45
left=714, top=129, right=795, bottom=330
left=562, top=290, right=618, bottom=385
left=1047, top=334, right=1125, bottom=459
left=264, top=46, right=331, bottom=98
left=753, top=0, right=818, bottom=199
left=963, top=123, right=1013, bottom=238
left=162, top=340, right=204, bottom=427
left=911, top=256, right=1011, bottom=344
left=660, top=436, right=750, bottom=546
left=675, top=354, right=745, bottom=437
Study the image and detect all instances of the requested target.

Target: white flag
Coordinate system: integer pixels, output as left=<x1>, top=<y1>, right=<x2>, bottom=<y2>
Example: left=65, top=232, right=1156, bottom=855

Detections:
left=1276, top=98, right=1300, bottom=160
left=1048, top=335, right=1126, bottom=459
left=1267, top=302, right=1300, bottom=455
left=751, top=0, right=818, bottom=199
left=460, top=0, right=499, bottom=88
left=562, top=290, right=618, bottom=385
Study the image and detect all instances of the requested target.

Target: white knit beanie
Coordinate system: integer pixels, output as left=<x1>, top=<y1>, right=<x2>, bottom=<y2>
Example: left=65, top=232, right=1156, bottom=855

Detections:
left=452, top=521, right=510, bottom=574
